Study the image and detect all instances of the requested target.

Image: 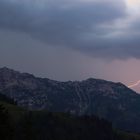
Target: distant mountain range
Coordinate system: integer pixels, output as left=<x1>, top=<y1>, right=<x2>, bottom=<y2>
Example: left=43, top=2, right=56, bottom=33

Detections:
left=0, top=67, right=140, bottom=132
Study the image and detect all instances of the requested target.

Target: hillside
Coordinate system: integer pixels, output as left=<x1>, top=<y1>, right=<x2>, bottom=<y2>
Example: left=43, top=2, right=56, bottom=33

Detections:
left=0, top=97, right=140, bottom=140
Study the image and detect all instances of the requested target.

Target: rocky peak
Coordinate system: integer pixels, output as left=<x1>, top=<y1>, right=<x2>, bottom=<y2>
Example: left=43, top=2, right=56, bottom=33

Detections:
left=0, top=67, right=18, bottom=74
left=0, top=67, right=45, bottom=90
left=0, top=67, right=20, bottom=81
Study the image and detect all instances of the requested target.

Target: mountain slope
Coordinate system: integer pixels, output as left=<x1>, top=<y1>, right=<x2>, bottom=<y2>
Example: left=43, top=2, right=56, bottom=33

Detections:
left=0, top=67, right=140, bottom=132
left=1, top=98, right=140, bottom=140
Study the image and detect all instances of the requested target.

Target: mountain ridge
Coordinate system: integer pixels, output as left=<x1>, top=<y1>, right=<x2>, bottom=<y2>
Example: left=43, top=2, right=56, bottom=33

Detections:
left=0, top=67, right=126, bottom=84
left=0, top=67, right=140, bottom=132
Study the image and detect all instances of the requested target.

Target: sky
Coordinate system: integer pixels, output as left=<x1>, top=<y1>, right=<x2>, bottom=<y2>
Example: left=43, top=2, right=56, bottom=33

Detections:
left=1, top=0, right=140, bottom=92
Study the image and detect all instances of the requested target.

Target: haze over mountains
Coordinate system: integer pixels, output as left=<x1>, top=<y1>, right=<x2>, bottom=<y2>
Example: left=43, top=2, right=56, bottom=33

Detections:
left=0, top=67, right=140, bottom=132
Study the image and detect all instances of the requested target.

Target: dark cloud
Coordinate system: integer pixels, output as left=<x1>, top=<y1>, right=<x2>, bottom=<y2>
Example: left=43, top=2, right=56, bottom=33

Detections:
left=1, top=0, right=140, bottom=59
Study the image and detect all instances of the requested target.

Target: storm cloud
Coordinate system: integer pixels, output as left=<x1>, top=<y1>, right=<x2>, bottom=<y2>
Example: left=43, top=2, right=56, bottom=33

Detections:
left=2, top=0, right=140, bottom=90
left=1, top=0, right=139, bottom=58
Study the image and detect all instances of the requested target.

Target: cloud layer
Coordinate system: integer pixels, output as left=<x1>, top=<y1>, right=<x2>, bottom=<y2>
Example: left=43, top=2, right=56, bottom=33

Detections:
left=0, top=0, right=140, bottom=58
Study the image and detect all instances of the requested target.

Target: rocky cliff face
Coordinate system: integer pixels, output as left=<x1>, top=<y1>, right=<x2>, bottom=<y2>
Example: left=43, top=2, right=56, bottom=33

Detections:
left=0, top=67, right=140, bottom=132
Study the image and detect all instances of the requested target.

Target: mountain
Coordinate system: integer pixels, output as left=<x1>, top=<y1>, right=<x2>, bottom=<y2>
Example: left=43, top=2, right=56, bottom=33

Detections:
left=0, top=92, right=16, bottom=105
left=0, top=67, right=140, bottom=132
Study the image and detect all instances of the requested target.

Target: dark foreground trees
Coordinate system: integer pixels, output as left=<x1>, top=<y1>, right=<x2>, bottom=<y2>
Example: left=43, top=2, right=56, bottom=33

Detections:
left=0, top=104, right=13, bottom=140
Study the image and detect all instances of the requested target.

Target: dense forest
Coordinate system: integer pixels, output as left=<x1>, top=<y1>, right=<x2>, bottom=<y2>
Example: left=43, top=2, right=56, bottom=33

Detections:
left=0, top=93, right=140, bottom=140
